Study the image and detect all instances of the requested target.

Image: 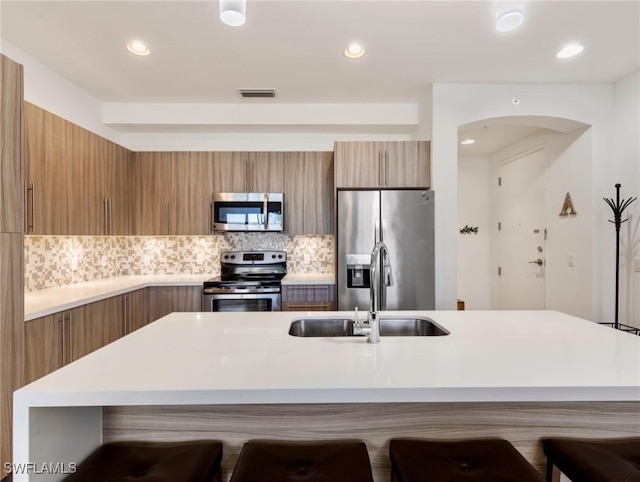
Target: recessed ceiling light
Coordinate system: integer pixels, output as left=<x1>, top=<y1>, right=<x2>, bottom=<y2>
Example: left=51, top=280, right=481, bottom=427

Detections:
left=343, top=43, right=365, bottom=59
left=460, top=139, right=476, bottom=145
left=494, top=0, right=525, bottom=33
left=556, top=43, right=584, bottom=59
left=126, top=40, right=150, bottom=56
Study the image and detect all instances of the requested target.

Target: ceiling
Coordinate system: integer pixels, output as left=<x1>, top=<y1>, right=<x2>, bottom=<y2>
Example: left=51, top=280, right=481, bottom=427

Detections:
left=1, top=0, right=638, bottom=104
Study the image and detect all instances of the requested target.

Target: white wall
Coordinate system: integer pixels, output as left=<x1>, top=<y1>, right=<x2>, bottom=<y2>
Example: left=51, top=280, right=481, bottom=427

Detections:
left=610, top=70, right=640, bottom=329
left=488, top=129, right=593, bottom=319
left=0, top=40, right=121, bottom=144
left=457, top=155, right=491, bottom=310
left=432, top=83, right=613, bottom=313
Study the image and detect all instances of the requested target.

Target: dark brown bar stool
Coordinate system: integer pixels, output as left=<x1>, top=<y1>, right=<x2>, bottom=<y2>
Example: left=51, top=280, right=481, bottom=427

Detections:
left=229, top=440, right=374, bottom=482
left=542, top=437, right=640, bottom=482
left=63, top=440, right=223, bottom=482
left=390, top=438, right=544, bottom=481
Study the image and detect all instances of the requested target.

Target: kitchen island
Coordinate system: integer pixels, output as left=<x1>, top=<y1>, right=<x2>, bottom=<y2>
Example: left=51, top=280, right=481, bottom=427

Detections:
left=13, top=310, right=640, bottom=481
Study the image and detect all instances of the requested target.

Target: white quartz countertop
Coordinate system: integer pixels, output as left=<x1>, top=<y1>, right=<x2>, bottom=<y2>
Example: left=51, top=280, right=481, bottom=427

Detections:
left=24, top=275, right=212, bottom=321
left=15, top=310, right=640, bottom=406
left=281, top=273, right=335, bottom=285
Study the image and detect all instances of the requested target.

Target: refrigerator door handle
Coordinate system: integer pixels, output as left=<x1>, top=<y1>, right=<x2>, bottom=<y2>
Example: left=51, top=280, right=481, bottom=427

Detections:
left=374, top=217, right=379, bottom=244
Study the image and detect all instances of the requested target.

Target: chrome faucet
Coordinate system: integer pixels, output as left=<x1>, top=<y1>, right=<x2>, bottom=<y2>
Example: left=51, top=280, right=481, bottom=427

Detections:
left=353, top=241, right=393, bottom=344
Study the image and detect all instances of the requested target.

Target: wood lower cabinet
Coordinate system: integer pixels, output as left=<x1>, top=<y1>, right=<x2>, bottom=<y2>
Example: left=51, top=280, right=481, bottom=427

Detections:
left=126, top=288, right=150, bottom=333
left=149, top=286, right=202, bottom=321
left=284, top=152, right=334, bottom=235
left=282, top=284, right=336, bottom=311
left=69, top=296, right=125, bottom=362
left=24, top=312, right=64, bottom=384
left=334, top=141, right=431, bottom=189
left=24, top=289, right=152, bottom=383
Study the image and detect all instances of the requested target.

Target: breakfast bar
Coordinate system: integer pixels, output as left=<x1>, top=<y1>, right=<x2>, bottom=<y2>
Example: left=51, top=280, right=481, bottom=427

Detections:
left=13, top=310, right=640, bottom=481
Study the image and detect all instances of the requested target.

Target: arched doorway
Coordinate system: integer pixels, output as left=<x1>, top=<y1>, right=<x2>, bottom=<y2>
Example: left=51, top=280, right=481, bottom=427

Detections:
left=457, top=115, right=592, bottom=316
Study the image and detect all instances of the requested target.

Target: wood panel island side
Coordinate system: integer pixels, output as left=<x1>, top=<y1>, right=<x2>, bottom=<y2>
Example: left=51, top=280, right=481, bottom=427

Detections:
left=13, top=310, right=640, bottom=481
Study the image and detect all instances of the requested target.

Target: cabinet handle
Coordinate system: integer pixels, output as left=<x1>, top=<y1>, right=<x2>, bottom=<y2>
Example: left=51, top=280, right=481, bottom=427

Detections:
left=26, top=182, right=34, bottom=233
left=166, top=203, right=170, bottom=235
left=59, top=315, right=65, bottom=367
left=103, top=198, right=108, bottom=235
left=385, top=151, right=389, bottom=186
left=248, top=159, right=253, bottom=191
left=378, top=152, right=383, bottom=187
left=108, top=198, right=113, bottom=235
left=123, top=296, right=129, bottom=334
left=66, top=311, right=73, bottom=363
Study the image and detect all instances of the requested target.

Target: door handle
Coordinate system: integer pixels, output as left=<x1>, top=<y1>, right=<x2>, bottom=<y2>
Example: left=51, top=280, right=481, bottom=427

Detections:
left=528, top=259, right=544, bottom=266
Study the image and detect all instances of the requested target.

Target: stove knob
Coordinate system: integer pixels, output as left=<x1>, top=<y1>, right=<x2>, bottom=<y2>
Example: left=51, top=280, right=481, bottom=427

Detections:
left=272, top=254, right=276, bottom=259
left=230, top=255, right=236, bottom=259
left=278, top=254, right=283, bottom=259
left=224, top=255, right=229, bottom=260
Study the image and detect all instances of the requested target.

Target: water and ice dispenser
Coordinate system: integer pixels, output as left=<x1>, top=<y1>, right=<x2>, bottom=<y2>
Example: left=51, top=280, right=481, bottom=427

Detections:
left=346, top=254, right=372, bottom=289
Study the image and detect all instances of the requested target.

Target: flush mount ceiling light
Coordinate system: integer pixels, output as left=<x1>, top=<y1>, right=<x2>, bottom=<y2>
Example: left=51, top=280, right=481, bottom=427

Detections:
left=220, top=0, right=247, bottom=27
left=494, top=0, right=525, bottom=33
left=460, top=139, right=476, bottom=145
left=126, top=40, right=150, bottom=56
left=343, top=43, right=365, bottom=59
left=557, top=43, right=584, bottom=59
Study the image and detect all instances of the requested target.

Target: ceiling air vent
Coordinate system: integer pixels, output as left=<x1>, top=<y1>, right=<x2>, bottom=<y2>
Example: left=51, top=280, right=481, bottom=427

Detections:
left=238, top=89, right=277, bottom=98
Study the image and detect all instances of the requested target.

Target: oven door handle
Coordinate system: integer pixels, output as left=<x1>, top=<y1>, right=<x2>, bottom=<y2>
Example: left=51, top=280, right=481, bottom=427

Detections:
left=203, top=287, right=281, bottom=294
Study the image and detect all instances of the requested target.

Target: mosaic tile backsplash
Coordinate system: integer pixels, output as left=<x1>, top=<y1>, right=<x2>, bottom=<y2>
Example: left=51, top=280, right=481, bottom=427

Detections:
left=25, top=234, right=335, bottom=292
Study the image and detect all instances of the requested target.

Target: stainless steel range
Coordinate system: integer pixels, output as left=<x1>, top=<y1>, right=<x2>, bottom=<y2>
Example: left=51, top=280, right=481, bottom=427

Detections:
left=202, top=250, right=287, bottom=312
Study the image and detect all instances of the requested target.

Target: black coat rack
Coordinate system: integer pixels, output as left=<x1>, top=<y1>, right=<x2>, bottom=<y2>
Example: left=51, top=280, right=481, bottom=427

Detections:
left=603, top=183, right=637, bottom=333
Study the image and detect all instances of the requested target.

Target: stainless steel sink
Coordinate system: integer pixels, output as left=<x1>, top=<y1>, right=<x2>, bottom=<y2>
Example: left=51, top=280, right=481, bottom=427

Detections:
left=288, top=316, right=449, bottom=337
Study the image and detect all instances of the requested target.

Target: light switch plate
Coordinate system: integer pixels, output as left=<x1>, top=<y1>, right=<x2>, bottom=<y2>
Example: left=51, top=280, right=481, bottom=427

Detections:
left=568, top=253, right=575, bottom=267
left=634, top=258, right=640, bottom=272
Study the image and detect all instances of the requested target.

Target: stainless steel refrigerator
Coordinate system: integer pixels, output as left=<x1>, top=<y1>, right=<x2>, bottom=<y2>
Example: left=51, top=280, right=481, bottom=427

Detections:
left=337, top=189, right=435, bottom=311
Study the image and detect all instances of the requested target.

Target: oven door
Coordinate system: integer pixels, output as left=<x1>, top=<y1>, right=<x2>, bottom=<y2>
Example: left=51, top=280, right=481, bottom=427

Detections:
left=203, top=293, right=281, bottom=312
left=212, top=193, right=284, bottom=232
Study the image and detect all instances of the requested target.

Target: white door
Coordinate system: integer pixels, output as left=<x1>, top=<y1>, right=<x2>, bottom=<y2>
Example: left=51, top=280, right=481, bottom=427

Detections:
left=497, top=148, right=548, bottom=310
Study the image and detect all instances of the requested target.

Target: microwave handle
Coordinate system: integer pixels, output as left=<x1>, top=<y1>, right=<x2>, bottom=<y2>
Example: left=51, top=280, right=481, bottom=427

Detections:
left=263, top=193, right=268, bottom=230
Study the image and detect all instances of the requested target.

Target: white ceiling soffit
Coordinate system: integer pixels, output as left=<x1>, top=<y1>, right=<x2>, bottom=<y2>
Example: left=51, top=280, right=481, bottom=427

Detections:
left=460, top=115, right=590, bottom=134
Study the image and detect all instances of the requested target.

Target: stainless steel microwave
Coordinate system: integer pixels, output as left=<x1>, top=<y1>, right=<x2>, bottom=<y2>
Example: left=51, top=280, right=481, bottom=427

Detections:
left=212, top=193, right=284, bottom=232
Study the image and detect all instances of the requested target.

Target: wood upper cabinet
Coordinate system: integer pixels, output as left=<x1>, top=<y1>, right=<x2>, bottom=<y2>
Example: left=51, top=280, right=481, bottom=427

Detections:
left=24, top=102, right=133, bottom=235
left=133, top=152, right=172, bottom=235
left=284, top=152, right=334, bottom=235
left=98, top=137, right=133, bottom=235
left=149, top=286, right=202, bottom=322
left=0, top=55, right=24, bottom=233
left=333, top=141, right=380, bottom=188
left=133, top=152, right=215, bottom=235
left=282, top=284, right=336, bottom=311
left=171, top=152, right=215, bottom=235
left=334, top=141, right=431, bottom=189
left=213, top=151, right=285, bottom=193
